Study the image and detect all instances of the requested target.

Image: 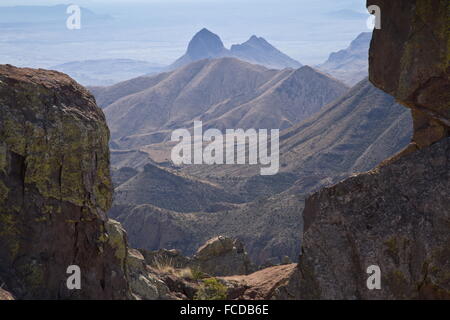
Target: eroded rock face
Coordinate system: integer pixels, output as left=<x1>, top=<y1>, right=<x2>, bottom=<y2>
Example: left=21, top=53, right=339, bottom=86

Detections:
left=0, top=65, right=129, bottom=299
left=298, top=138, right=450, bottom=299
left=368, top=0, right=449, bottom=149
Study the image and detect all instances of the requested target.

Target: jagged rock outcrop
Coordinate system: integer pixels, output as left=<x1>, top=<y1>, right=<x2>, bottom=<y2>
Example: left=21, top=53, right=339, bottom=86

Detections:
left=193, top=236, right=255, bottom=277
left=368, top=0, right=449, bottom=149
left=290, top=0, right=450, bottom=300
left=0, top=65, right=130, bottom=299
left=126, top=248, right=172, bottom=300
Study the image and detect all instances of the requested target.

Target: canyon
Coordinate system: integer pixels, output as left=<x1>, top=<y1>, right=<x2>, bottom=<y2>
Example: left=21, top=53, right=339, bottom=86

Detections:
left=0, top=0, right=448, bottom=301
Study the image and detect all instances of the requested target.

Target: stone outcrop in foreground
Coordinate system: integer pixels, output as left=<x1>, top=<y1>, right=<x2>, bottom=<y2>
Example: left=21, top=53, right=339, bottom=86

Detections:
left=0, top=65, right=130, bottom=299
left=298, top=137, right=450, bottom=299
left=142, top=236, right=255, bottom=277
left=289, top=0, right=450, bottom=300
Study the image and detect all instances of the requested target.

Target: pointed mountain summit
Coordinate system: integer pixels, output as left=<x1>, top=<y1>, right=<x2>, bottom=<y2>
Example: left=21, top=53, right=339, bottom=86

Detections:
left=231, top=35, right=302, bottom=69
left=169, top=28, right=302, bottom=70
left=170, top=28, right=229, bottom=69
left=186, top=28, right=229, bottom=60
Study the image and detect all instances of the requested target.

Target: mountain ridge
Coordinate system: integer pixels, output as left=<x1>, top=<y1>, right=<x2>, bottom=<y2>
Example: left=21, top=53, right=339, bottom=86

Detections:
left=317, top=32, right=372, bottom=86
left=169, top=28, right=302, bottom=70
left=98, top=57, right=348, bottom=150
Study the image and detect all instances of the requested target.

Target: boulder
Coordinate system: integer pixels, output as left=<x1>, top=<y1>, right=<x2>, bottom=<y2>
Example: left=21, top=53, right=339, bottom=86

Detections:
left=126, top=248, right=171, bottom=300
left=192, top=236, right=255, bottom=276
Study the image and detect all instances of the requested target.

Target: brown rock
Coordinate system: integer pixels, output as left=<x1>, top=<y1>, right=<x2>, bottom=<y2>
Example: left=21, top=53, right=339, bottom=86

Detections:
left=368, top=0, right=450, bottom=147
left=193, top=236, right=255, bottom=277
left=298, top=137, right=450, bottom=299
left=0, top=65, right=129, bottom=299
left=222, top=264, right=299, bottom=300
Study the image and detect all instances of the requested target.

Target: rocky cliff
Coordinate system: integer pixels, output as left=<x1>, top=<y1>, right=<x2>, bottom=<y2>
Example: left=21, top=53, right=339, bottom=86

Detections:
left=0, top=65, right=130, bottom=299
left=291, top=0, right=450, bottom=300
left=368, top=0, right=449, bottom=149
left=298, top=137, right=449, bottom=299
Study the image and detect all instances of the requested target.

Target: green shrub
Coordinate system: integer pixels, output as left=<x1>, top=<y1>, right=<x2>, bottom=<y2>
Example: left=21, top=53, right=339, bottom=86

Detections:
left=194, top=278, right=228, bottom=300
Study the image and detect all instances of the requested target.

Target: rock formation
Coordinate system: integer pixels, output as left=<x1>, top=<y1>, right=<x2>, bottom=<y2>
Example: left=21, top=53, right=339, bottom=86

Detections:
left=0, top=65, right=130, bottom=299
left=291, top=0, right=450, bottom=300
left=141, top=236, right=255, bottom=278
left=193, top=236, right=255, bottom=277
left=368, top=0, right=449, bottom=150
left=298, top=138, right=449, bottom=299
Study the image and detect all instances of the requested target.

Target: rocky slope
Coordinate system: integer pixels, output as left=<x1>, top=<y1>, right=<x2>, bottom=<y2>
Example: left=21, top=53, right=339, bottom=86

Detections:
left=114, top=163, right=244, bottom=213
left=109, top=192, right=304, bottom=266
left=184, top=78, right=412, bottom=186
left=230, top=35, right=302, bottom=69
left=0, top=65, right=130, bottom=299
left=287, top=0, right=450, bottom=300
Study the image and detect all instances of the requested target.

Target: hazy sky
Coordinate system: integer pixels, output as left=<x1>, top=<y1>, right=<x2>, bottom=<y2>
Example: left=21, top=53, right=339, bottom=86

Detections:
left=0, top=0, right=371, bottom=66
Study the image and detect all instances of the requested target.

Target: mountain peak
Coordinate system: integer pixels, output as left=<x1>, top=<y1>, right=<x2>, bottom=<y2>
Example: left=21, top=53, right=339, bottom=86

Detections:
left=186, top=28, right=228, bottom=60
left=170, top=30, right=301, bottom=70
left=244, top=35, right=270, bottom=47
left=197, top=28, right=215, bottom=36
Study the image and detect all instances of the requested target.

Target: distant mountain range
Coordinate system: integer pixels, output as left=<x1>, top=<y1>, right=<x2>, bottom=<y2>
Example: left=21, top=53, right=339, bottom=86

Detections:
left=108, top=78, right=413, bottom=264
left=88, top=28, right=412, bottom=265
left=170, top=28, right=302, bottom=70
left=317, top=32, right=372, bottom=86
left=93, top=57, right=347, bottom=150
left=58, top=28, right=301, bottom=86
left=182, top=78, right=413, bottom=194
left=51, top=59, right=164, bottom=86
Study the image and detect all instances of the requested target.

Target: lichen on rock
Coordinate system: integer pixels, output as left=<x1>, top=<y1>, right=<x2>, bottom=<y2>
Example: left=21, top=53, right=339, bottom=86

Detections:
left=0, top=65, right=128, bottom=299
